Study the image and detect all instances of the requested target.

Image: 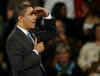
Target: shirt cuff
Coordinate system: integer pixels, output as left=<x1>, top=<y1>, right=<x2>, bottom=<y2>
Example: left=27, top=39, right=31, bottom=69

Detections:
left=32, top=49, right=39, bottom=55
left=43, top=13, right=52, bottom=19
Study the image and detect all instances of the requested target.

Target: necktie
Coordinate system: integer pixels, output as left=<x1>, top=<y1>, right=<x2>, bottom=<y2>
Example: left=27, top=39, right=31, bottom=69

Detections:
left=27, top=32, right=34, bottom=43
left=28, top=32, right=46, bottom=76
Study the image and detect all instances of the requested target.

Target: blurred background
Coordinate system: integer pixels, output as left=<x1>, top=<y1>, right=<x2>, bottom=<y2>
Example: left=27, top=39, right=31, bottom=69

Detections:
left=0, top=0, right=100, bottom=76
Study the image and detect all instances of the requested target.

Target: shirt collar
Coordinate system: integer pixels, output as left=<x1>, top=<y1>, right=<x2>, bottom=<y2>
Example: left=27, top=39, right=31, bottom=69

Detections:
left=17, top=26, right=29, bottom=36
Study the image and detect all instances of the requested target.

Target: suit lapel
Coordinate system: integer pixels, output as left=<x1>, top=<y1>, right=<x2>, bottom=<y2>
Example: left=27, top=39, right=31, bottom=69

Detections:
left=15, top=27, right=34, bottom=49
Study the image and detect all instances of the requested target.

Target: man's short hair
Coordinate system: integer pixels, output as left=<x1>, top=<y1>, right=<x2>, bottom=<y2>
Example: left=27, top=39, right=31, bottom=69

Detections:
left=14, top=1, right=32, bottom=20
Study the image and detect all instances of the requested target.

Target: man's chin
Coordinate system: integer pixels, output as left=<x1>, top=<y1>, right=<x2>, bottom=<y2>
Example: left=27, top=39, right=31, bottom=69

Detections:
left=31, top=26, right=35, bottom=29
left=32, top=24, right=35, bottom=28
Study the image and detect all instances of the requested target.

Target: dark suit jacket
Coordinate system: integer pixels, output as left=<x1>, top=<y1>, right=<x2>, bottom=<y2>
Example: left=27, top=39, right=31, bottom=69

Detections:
left=6, top=26, right=43, bottom=76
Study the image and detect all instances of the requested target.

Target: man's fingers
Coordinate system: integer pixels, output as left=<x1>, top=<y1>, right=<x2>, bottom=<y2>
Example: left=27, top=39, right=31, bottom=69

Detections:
left=34, top=7, right=48, bottom=17
left=35, top=7, right=44, bottom=10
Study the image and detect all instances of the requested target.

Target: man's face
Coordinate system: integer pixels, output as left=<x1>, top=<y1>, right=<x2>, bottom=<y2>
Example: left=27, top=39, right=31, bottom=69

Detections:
left=22, top=7, right=37, bottom=30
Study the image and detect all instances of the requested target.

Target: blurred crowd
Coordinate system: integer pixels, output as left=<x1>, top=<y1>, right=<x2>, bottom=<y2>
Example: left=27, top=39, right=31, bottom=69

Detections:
left=0, top=0, right=100, bottom=76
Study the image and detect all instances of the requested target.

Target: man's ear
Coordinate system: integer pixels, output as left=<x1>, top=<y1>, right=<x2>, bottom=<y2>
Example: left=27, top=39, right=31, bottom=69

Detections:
left=18, top=16, right=24, bottom=22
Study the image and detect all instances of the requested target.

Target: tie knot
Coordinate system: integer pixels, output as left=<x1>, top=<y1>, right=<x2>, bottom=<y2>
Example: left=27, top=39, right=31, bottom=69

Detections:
left=27, top=32, right=32, bottom=38
left=27, top=32, right=35, bottom=41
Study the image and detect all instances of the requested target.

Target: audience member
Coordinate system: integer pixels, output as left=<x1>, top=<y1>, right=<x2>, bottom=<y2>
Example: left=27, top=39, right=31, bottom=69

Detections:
left=78, top=24, right=100, bottom=73
left=47, top=44, right=82, bottom=76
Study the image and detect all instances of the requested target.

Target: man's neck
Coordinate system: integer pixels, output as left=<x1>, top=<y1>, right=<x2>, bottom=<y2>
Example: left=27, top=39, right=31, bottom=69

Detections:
left=16, top=23, right=29, bottom=36
left=16, top=22, right=29, bottom=31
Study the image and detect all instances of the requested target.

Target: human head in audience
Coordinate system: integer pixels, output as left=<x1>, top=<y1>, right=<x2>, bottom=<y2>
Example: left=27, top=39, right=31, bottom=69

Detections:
left=56, top=19, right=66, bottom=34
left=90, top=23, right=100, bottom=43
left=95, top=24, right=100, bottom=42
left=56, top=44, right=71, bottom=65
left=56, top=19, right=68, bottom=45
left=51, top=2, right=67, bottom=19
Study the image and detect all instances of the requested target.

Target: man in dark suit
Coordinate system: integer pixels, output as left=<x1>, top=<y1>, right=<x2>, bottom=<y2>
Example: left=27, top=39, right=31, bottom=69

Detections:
left=6, top=1, right=50, bottom=76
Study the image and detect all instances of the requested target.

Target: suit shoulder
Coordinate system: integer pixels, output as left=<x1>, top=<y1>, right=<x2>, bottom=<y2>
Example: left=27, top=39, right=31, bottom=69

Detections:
left=7, top=27, right=21, bottom=43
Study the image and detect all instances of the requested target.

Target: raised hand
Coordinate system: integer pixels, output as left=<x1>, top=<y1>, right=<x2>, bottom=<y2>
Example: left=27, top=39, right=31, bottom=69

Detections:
left=34, top=7, right=49, bottom=17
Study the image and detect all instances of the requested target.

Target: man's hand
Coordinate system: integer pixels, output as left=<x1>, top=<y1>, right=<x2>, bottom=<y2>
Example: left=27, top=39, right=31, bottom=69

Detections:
left=34, top=7, right=49, bottom=17
left=33, top=38, right=45, bottom=53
